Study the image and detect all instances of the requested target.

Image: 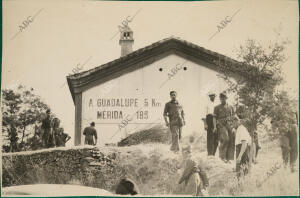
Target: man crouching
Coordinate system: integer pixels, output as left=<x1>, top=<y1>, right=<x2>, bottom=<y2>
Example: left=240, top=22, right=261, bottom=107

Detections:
left=178, top=145, right=209, bottom=196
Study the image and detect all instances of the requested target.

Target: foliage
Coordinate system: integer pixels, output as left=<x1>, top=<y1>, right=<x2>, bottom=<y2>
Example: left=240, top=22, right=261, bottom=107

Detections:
left=218, top=39, right=291, bottom=134
left=267, top=90, right=298, bottom=138
left=2, top=85, right=52, bottom=152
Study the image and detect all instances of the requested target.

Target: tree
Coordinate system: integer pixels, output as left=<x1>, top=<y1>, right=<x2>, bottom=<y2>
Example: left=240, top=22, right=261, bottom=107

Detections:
left=267, top=90, right=298, bottom=139
left=218, top=39, right=291, bottom=160
left=2, top=85, right=53, bottom=152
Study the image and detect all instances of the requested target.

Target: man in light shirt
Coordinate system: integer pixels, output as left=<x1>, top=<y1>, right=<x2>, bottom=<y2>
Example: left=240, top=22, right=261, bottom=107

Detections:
left=202, top=92, right=217, bottom=156
left=233, top=115, right=251, bottom=178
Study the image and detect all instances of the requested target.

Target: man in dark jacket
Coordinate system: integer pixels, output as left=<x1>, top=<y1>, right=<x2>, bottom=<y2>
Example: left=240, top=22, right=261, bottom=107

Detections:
left=41, top=109, right=52, bottom=148
left=83, top=122, right=98, bottom=145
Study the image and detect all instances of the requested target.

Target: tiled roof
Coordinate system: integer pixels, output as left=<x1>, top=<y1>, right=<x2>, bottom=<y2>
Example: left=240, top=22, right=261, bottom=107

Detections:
left=67, top=37, right=252, bottom=103
left=68, top=37, right=240, bottom=80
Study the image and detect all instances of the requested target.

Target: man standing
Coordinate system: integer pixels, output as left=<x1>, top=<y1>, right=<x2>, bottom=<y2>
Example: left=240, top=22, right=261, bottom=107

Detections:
left=83, top=122, right=98, bottom=145
left=56, top=128, right=71, bottom=147
left=214, top=92, right=235, bottom=162
left=289, top=113, right=298, bottom=173
left=233, top=116, right=251, bottom=177
left=163, top=91, right=185, bottom=152
left=9, top=123, right=19, bottom=152
left=41, top=109, right=52, bottom=148
left=202, top=92, right=217, bottom=156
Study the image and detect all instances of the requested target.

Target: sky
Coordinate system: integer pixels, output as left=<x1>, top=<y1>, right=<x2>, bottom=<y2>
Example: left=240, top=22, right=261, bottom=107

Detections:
left=2, top=0, right=299, bottom=145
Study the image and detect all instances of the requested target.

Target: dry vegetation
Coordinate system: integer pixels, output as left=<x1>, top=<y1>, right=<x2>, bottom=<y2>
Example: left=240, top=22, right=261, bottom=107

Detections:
left=3, top=127, right=299, bottom=196
left=114, top=129, right=299, bottom=196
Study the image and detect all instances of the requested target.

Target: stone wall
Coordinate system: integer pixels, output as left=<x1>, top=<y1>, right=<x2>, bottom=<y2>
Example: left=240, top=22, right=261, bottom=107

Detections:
left=2, top=146, right=126, bottom=192
left=2, top=144, right=234, bottom=195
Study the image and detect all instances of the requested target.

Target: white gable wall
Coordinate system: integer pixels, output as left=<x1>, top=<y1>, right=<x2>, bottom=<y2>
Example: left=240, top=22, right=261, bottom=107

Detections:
left=82, top=54, right=236, bottom=145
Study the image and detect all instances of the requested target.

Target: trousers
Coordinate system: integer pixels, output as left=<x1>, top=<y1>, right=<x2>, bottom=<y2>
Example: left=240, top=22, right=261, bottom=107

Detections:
left=206, top=114, right=218, bottom=156
left=236, top=144, right=250, bottom=177
left=170, top=125, right=181, bottom=152
left=218, top=123, right=235, bottom=161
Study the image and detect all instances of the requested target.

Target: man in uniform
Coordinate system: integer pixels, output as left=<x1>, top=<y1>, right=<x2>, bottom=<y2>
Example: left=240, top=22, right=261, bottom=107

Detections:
left=83, top=122, right=98, bottom=145
left=202, top=92, right=217, bottom=156
left=163, top=91, right=185, bottom=152
left=41, top=109, right=52, bottom=148
left=214, top=92, right=235, bottom=162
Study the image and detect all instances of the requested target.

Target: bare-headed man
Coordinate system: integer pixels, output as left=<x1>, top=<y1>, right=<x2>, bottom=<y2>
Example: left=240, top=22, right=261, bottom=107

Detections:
left=164, top=91, right=185, bottom=152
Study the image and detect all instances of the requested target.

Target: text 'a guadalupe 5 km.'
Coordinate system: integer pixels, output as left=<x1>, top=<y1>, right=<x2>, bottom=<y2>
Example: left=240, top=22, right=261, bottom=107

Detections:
left=89, top=98, right=139, bottom=108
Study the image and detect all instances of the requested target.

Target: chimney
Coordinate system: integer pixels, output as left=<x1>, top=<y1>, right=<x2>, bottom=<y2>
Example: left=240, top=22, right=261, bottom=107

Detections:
left=119, top=26, right=134, bottom=57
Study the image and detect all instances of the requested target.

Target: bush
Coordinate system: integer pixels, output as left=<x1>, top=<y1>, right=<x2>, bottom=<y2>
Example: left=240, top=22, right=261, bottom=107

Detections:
left=117, top=124, right=171, bottom=146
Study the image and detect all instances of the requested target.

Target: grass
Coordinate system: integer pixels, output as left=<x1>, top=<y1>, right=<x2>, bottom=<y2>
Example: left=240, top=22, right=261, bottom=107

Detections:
left=3, top=128, right=299, bottom=196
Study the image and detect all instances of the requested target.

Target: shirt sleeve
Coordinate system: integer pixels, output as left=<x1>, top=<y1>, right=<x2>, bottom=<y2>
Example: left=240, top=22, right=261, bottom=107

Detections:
left=83, top=128, right=87, bottom=135
left=179, top=159, right=195, bottom=184
left=163, top=103, right=168, bottom=116
left=213, top=106, right=218, bottom=118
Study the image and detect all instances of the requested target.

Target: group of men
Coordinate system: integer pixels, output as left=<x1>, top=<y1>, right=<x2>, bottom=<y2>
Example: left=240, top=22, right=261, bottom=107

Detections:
left=163, top=91, right=258, bottom=177
left=41, top=109, right=71, bottom=148
left=203, top=91, right=242, bottom=163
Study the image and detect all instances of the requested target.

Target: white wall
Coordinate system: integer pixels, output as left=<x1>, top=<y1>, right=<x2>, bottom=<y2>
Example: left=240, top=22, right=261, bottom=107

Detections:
left=82, top=54, right=235, bottom=145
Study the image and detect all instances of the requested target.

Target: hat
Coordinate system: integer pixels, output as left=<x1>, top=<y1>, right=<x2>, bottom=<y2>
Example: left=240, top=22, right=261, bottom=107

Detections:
left=220, top=91, right=228, bottom=98
left=207, top=91, right=216, bottom=96
left=46, top=109, right=51, bottom=113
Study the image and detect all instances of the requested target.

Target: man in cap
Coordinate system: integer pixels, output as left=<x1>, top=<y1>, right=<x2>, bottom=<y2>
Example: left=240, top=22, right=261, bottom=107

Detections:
left=41, top=109, right=52, bottom=148
left=163, top=91, right=185, bottom=152
left=83, top=122, right=98, bottom=145
left=214, top=92, right=235, bottom=162
left=202, top=92, right=217, bottom=156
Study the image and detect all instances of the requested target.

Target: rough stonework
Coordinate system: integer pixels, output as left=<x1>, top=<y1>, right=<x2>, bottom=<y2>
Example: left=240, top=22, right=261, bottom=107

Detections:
left=2, top=146, right=125, bottom=191
left=2, top=143, right=236, bottom=195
